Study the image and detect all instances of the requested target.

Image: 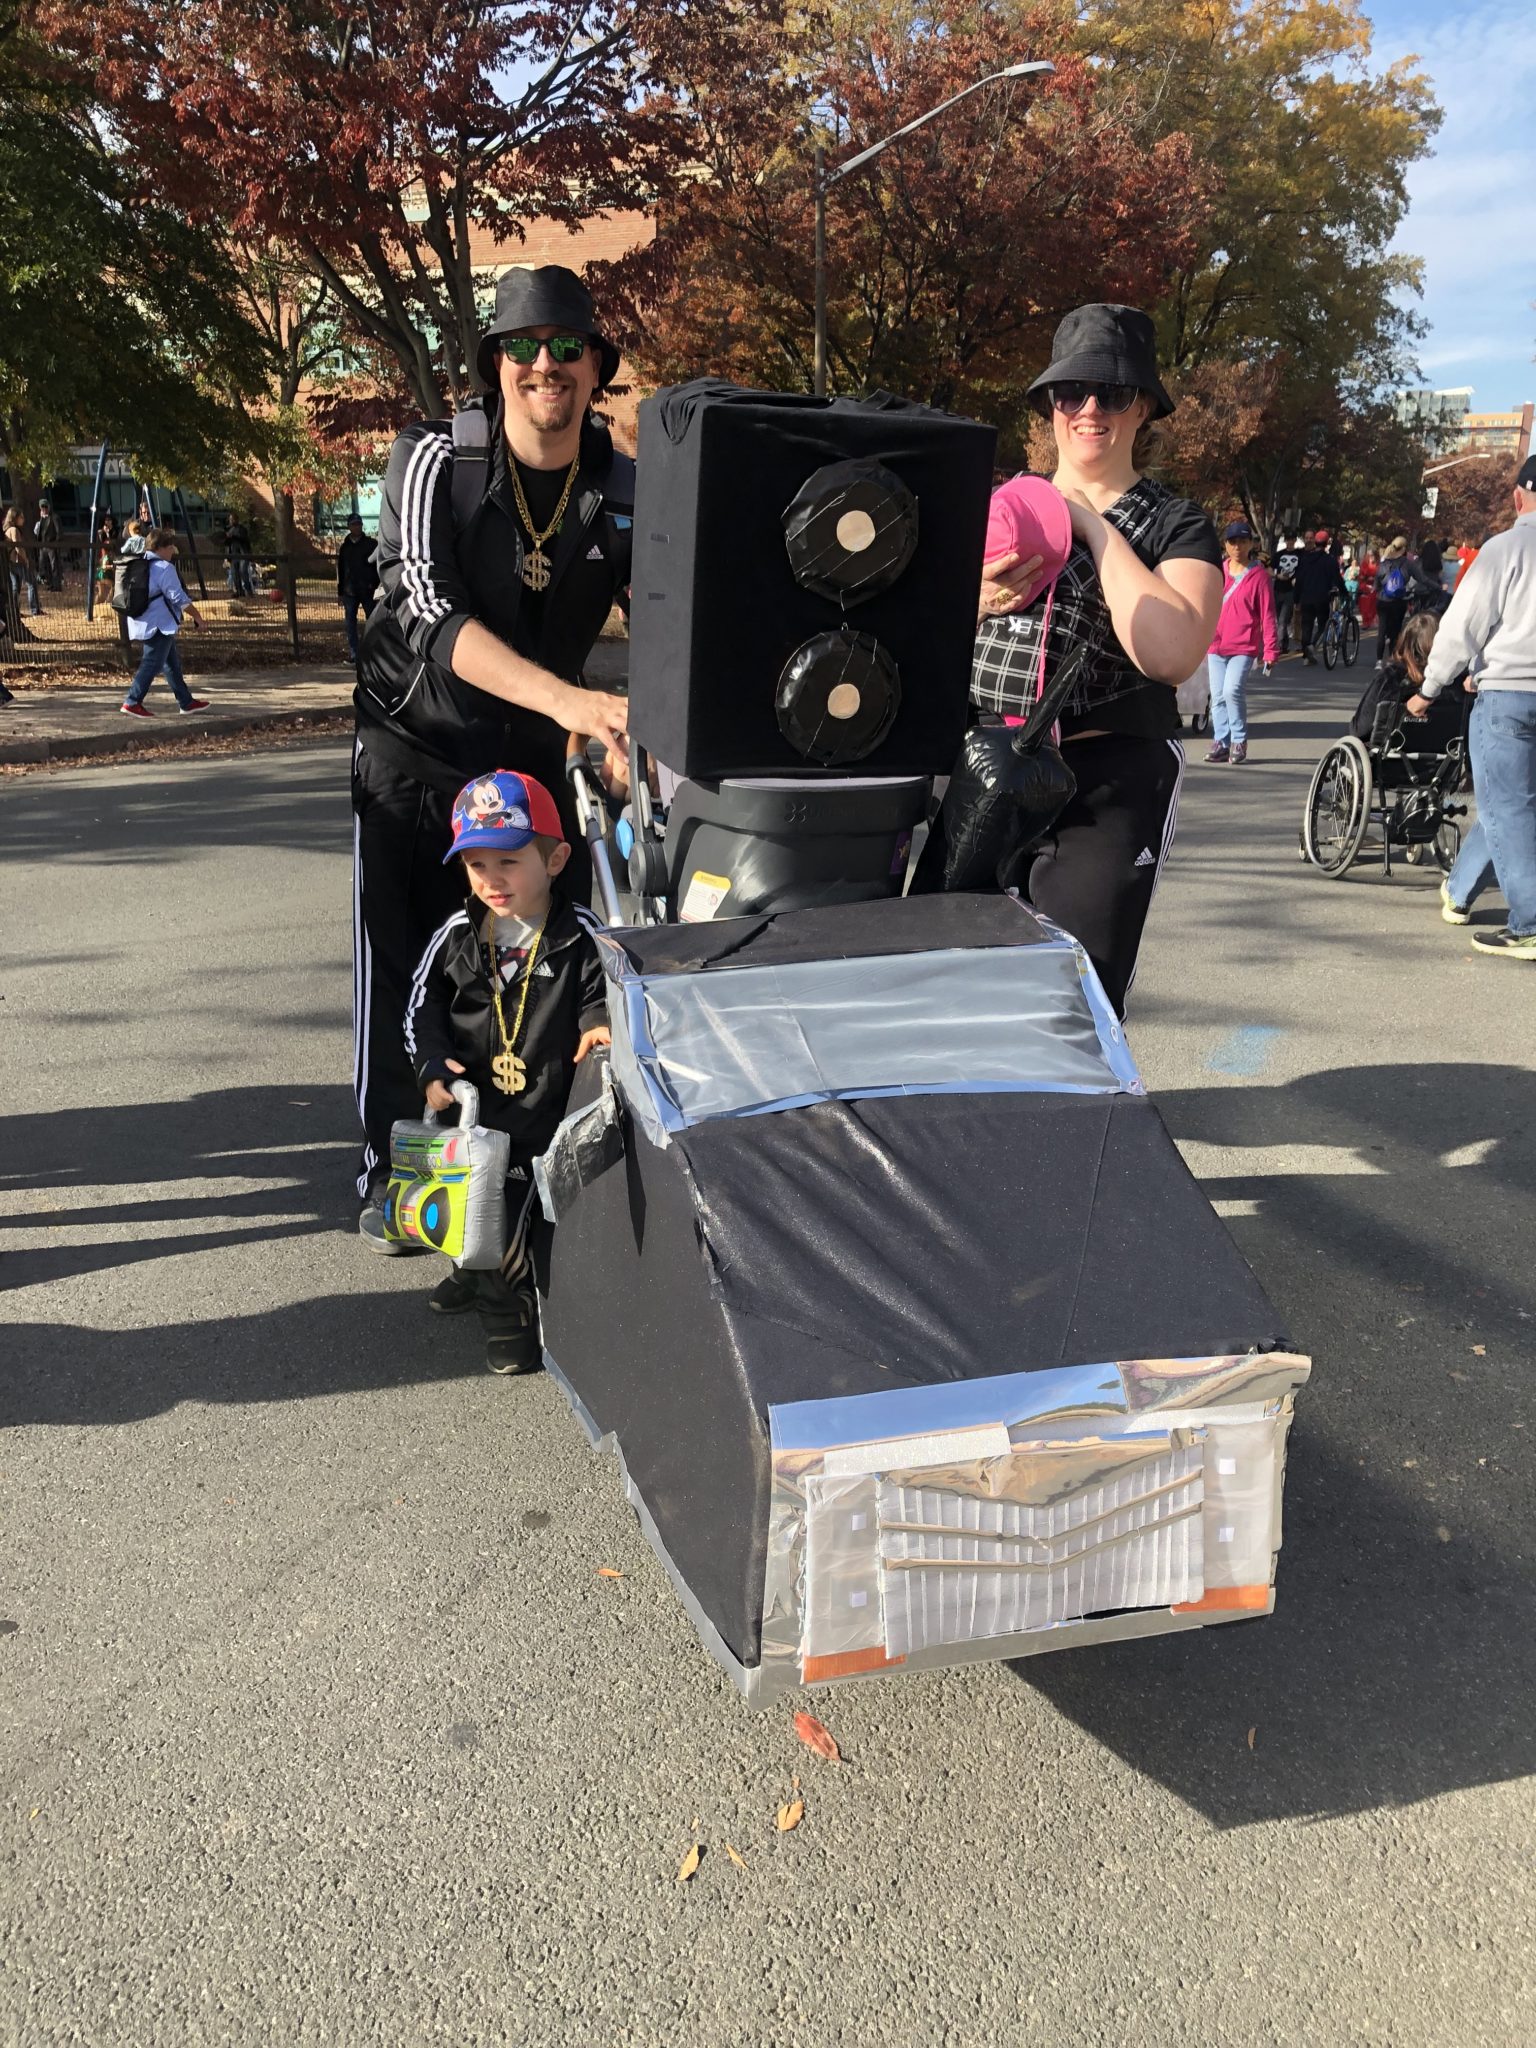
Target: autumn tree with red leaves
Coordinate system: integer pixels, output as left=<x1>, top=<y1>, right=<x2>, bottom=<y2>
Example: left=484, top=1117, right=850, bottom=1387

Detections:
left=599, top=1, right=1211, bottom=456
left=41, top=0, right=752, bottom=418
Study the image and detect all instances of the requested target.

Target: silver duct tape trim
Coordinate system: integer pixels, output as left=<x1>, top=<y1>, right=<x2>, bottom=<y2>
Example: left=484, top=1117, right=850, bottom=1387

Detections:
left=763, top=1350, right=1310, bottom=1697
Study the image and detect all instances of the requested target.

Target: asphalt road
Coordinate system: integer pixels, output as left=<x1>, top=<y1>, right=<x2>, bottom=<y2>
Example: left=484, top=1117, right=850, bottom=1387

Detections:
left=2, top=664, right=1532, bottom=2047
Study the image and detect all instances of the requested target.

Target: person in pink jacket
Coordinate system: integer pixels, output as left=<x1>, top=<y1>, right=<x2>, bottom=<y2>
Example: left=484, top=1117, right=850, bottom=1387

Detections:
left=1205, top=519, right=1279, bottom=764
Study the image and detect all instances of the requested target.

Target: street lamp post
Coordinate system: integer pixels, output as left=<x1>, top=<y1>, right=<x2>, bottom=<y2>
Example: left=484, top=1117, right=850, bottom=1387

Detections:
left=812, top=60, right=1054, bottom=399
left=1421, top=452, right=1494, bottom=479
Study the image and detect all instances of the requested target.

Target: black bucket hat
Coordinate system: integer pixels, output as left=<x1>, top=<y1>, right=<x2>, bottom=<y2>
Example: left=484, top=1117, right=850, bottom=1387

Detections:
left=1026, top=304, right=1175, bottom=420
left=476, top=264, right=621, bottom=391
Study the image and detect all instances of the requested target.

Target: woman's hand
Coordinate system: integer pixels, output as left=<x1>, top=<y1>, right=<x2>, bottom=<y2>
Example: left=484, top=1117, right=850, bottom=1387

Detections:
left=1057, top=489, right=1108, bottom=552
left=977, top=550, right=1044, bottom=623
left=425, top=1059, right=466, bottom=1113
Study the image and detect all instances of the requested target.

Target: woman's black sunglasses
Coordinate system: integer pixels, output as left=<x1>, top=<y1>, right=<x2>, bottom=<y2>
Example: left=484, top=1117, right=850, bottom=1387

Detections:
left=500, top=333, right=588, bottom=365
left=1049, top=381, right=1141, bottom=416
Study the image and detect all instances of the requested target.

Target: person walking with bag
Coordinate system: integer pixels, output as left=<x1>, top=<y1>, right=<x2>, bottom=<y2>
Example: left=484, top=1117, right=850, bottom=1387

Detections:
left=1205, top=521, right=1278, bottom=764
left=119, top=530, right=211, bottom=717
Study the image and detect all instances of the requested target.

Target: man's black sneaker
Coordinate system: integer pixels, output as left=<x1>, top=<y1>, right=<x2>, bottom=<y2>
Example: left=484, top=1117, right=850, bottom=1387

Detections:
left=429, top=1268, right=477, bottom=1315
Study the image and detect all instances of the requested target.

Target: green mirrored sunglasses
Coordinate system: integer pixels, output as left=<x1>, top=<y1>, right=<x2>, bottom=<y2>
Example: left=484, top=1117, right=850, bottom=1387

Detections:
left=499, top=333, right=588, bottom=366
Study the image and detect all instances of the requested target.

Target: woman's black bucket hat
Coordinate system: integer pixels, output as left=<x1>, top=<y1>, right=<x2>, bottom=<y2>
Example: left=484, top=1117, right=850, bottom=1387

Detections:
left=1026, top=304, right=1176, bottom=420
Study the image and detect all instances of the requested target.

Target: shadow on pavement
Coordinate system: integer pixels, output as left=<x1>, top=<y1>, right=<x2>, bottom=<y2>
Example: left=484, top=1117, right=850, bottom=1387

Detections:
left=0, top=1291, right=480, bottom=1428
left=0, top=1084, right=356, bottom=1290
left=0, top=742, right=348, bottom=866
left=1019, top=1060, right=1536, bottom=1826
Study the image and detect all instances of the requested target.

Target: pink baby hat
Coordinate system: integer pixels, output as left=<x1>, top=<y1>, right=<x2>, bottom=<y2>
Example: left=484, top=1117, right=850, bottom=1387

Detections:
left=983, top=473, right=1073, bottom=610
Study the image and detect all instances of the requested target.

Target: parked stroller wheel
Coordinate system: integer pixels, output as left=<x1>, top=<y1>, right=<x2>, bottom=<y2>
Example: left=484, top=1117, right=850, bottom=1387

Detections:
left=1301, top=737, right=1371, bottom=876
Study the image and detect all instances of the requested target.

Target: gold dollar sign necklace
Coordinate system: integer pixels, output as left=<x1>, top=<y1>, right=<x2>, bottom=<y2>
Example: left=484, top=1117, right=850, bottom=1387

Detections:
left=510, top=452, right=581, bottom=593
left=488, top=910, right=549, bottom=1095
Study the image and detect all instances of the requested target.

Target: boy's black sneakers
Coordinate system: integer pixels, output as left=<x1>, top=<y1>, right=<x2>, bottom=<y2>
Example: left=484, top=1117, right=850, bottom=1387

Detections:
left=484, top=1287, right=542, bottom=1375
left=428, top=1269, right=477, bottom=1315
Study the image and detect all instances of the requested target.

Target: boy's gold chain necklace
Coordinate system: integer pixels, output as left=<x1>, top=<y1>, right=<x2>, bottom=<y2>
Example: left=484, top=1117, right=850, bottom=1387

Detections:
left=488, top=911, right=549, bottom=1094
left=510, top=454, right=581, bottom=594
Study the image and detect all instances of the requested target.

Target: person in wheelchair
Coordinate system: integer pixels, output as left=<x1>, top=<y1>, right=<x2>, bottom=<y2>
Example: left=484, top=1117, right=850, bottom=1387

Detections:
left=1349, top=613, right=1463, bottom=756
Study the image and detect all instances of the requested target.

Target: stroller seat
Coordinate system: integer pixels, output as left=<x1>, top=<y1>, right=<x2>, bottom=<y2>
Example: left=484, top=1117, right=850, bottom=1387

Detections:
left=662, top=773, right=930, bottom=920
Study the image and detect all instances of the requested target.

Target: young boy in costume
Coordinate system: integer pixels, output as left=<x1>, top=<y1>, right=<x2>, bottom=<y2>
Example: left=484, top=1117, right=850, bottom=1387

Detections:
left=402, top=769, right=610, bottom=1373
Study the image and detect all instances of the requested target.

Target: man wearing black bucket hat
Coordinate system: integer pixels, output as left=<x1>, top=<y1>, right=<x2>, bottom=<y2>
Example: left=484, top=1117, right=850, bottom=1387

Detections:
left=351, top=264, right=634, bottom=1244
left=971, top=304, right=1221, bottom=1014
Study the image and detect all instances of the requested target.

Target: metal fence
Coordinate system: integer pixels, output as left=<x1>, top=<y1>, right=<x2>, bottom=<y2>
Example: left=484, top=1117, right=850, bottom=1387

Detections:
left=2, top=550, right=356, bottom=673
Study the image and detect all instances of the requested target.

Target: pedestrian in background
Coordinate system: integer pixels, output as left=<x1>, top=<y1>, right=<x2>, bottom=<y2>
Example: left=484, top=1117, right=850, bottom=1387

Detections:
left=4, top=507, right=42, bottom=616
left=1408, top=454, right=1536, bottom=958
left=1271, top=532, right=1301, bottom=653
left=35, top=499, right=61, bottom=591
left=1415, top=541, right=1452, bottom=616
left=1205, top=519, right=1278, bottom=765
left=222, top=513, right=256, bottom=597
left=1375, top=536, right=1412, bottom=658
left=1294, top=528, right=1345, bottom=664
left=120, top=530, right=211, bottom=718
left=335, top=512, right=378, bottom=665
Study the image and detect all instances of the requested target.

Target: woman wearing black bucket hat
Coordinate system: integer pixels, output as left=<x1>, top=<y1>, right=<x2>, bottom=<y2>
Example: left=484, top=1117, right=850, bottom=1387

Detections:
left=970, top=304, right=1222, bottom=1016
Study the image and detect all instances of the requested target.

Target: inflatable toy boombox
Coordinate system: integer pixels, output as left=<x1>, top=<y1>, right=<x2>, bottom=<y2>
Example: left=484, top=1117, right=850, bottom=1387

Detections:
left=383, top=1081, right=510, bottom=1269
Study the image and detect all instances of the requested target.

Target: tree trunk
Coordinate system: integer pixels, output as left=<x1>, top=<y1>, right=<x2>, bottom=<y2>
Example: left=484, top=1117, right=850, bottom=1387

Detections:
left=274, top=486, right=301, bottom=655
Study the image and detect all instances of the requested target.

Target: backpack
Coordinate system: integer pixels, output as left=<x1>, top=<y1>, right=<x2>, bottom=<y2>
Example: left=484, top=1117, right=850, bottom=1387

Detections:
left=110, top=552, right=153, bottom=618
left=1378, top=561, right=1407, bottom=601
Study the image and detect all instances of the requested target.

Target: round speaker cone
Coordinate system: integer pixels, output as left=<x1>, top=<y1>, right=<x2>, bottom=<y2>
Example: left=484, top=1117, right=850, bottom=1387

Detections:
left=783, top=459, right=918, bottom=604
left=776, top=631, right=901, bottom=765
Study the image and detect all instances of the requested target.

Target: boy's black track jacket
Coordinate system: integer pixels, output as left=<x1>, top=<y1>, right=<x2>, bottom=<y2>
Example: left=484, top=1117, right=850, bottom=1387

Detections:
left=404, top=895, right=607, bottom=1156
left=355, top=401, right=634, bottom=795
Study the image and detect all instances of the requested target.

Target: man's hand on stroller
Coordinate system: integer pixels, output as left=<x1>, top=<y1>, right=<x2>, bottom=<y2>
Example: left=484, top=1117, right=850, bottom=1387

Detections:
left=1405, top=694, right=1432, bottom=718
left=575, top=1028, right=611, bottom=1064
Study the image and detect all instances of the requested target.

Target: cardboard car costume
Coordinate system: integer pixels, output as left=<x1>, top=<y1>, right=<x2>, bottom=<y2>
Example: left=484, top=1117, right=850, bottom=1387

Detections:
left=534, top=383, right=1309, bottom=1702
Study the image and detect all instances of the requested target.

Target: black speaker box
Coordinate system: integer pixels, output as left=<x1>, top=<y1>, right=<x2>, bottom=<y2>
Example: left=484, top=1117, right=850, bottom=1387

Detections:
left=627, top=381, right=997, bottom=779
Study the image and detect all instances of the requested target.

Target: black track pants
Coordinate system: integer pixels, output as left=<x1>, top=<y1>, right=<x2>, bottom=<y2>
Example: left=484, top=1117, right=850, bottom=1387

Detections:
left=1024, top=732, right=1185, bottom=1020
left=351, top=742, right=468, bottom=1198
left=1376, top=597, right=1407, bottom=662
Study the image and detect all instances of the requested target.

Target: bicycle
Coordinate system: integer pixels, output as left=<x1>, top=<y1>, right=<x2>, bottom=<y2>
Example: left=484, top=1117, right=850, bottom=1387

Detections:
left=1320, top=595, right=1360, bottom=671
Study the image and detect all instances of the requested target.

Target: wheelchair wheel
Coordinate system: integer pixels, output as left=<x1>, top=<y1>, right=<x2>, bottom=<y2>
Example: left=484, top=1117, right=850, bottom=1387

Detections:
left=1321, top=622, right=1339, bottom=671
left=1432, top=818, right=1460, bottom=873
left=1302, top=737, right=1371, bottom=876
left=1342, top=615, right=1361, bottom=667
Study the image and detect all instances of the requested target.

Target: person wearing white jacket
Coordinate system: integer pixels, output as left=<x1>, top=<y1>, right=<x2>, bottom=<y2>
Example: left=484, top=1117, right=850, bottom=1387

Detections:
left=1408, top=456, right=1536, bottom=958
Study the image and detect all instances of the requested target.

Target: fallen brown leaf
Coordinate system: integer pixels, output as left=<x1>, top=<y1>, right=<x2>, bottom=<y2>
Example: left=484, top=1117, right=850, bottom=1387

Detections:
left=1472, top=1345, right=1487, bottom=1357
left=595, top=1567, right=623, bottom=1579
left=776, top=1798, right=805, bottom=1833
left=677, top=1843, right=702, bottom=1883
left=725, top=1843, right=747, bottom=1868
left=793, top=1710, right=842, bottom=1764
left=1246, top=1727, right=1257, bottom=1750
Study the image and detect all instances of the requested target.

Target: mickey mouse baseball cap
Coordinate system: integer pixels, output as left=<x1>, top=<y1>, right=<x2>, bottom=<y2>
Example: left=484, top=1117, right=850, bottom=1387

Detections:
left=444, top=770, right=565, bottom=863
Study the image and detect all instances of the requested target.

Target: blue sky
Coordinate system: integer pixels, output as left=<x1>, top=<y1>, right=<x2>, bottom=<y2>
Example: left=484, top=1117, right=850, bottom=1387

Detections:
left=1365, top=0, right=1535, bottom=409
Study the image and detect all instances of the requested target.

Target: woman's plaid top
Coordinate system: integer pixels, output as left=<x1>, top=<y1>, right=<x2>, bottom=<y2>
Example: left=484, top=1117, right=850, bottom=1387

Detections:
left=970, top=476, right=1219, bottom=741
